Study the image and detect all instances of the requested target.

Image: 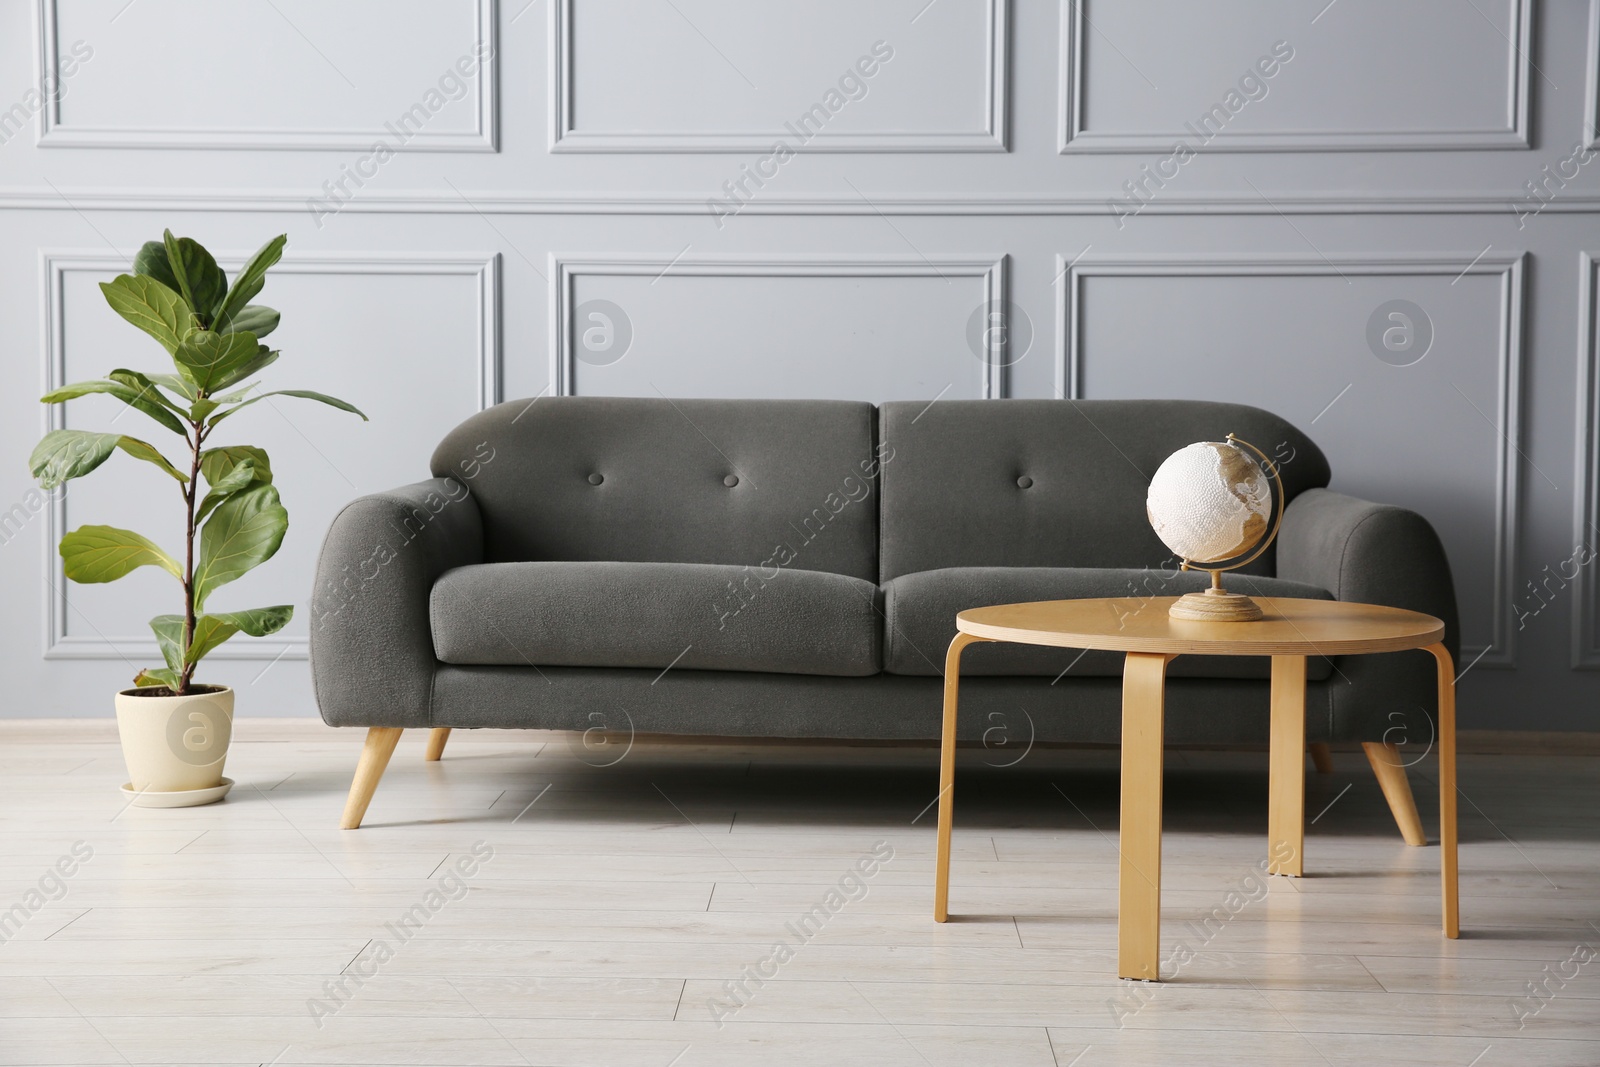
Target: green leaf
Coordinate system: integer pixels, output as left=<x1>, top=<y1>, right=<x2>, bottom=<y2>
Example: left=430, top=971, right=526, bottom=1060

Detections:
left=211, top=347, right=278, bottom=392
left=208, top=389, right=368, bottom=427
left=148, top=615, right=186, bottom=674
left=30, top=430, right=188, bottom=488
left=193, top=382, right=259, bottom=421
left=200, top=445, right=272, bottom=487
left=39, top=378, right=186, bottom=436
left=132, top=241, right=181, bottom=294
left=133, top=667, right=181, bottom=690
left=114, top=437, right=188, bottom=483
left=218, top=304, right=278, bottom=338
left=172, top=329, right=261, bottom=393
left=194, top=483, right=288, bottom=609
left=99, top=275, right=196, bottom=355
left=213, top=235, right=286, bottom=332
left=184, top=605, right=294, bottom=664
left=29, top=430, right=118, bottom=488
left=39, top=379, right=117, bottom=404
left=162, top=230, right=228, bottom=321
left=60, top=525, right=182, bottom=583
left=214, top=604, right=293, bottom=636
left=150, top=603, right=291, bottom=670
left=149, top=373, right=197, bottom=402
left=106, top=368, right=187, bottom=416
left=211, top=383, right=260, bottom=405
left=194, top=458, right=260, bottom=523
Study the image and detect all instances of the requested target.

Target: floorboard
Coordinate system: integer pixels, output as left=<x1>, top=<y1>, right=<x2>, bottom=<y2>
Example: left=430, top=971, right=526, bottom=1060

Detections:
left=0, top=734, right=1593, bottom=1065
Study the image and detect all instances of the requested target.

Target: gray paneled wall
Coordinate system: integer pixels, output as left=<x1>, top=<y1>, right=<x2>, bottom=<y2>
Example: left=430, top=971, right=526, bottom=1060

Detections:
left=0, top=0, right=1596, bottom=733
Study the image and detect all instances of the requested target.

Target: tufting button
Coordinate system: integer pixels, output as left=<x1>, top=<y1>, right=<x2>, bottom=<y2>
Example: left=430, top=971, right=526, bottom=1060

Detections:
left=588, top=473, right=604, bottom=486
left=1016, top=475, right=1033, bottom=489
left=723, top=474, right=740, bottom=487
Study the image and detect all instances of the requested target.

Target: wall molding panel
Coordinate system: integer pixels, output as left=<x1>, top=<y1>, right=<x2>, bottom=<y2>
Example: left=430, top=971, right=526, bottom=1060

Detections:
left=1057, top=252, right=1526, bottom=669
left=548, top=0, right=1008, bottom=153
left=38, top=251, right=500, bottom=663
left=5, top=189, right=1596, bottom=217
left=1574, top=252, right=1600, bottom=668
left=1059, top=0, right=1532, bottom=153
left=1587, top=0, right=1600, bottom=150
left=550, top=254, right=1007, bottom=398
left=34, top=0, right=499, bottom=151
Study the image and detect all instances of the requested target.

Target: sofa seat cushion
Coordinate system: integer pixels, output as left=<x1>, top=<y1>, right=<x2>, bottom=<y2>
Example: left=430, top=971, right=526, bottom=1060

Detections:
left=883, top=567, right=1335, bottom=679
left=431, top=561, right=881, bottom=676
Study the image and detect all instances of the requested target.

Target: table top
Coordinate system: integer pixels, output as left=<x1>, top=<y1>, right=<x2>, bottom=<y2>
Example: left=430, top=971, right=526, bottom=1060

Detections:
left=955, top=597, right=1445, bottom=657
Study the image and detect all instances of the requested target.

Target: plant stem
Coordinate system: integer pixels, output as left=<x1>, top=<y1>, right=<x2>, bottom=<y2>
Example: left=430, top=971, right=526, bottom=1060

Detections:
left=178, top=418, right=204, bottom=693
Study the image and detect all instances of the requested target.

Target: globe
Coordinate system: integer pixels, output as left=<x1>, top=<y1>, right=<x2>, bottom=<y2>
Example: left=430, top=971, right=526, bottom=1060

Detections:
left=1146, top=440, right=1272, bottom=565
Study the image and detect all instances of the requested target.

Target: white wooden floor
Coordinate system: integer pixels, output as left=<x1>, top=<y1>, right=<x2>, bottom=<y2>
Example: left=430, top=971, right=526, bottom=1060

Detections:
left=1, top=729, right=1596, bottom=1066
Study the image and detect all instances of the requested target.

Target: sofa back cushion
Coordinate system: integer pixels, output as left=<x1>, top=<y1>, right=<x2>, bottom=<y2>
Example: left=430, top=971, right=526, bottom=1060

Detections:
left=878, top=399, right=1330, bottom=580
left=432, top=397, right=880, bottom=581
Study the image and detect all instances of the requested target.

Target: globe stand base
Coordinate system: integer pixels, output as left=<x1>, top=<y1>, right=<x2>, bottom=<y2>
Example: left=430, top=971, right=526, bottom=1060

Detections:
left=1169, top=589, right=1265, bottom=623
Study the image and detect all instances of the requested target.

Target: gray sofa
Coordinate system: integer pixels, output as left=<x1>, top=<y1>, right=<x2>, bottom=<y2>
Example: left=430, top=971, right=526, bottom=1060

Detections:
left=311, top=397, right=1458, bottom=831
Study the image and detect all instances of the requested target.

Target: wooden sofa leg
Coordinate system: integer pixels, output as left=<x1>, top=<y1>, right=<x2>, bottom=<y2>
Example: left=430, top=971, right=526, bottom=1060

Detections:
left=1308, top=742, right=1334, bottom=774
left=1362, top=741, right=1427, bottom=846
left=341, top=727, right=404, bottom=829
left=425, top=728, right=451, bottom=762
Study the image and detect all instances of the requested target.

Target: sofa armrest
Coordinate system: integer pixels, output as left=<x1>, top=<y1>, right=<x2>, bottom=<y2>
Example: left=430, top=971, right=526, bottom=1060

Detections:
left=1280, top=489, right=1459, bottom=748
left=309, top=478, right=484, bottom=728
left=1277, top=488, right=1461, bottom=741
left=1279, top=488, right=1461, bottom=657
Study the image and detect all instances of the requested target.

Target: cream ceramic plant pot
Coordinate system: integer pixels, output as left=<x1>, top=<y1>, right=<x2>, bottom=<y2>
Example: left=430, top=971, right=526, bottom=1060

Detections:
left=114, top=685, right=234, bottom=806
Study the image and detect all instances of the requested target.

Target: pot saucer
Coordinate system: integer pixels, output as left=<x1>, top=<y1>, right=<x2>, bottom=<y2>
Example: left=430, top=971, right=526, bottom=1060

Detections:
left=119, top=777, right=233, bottom=808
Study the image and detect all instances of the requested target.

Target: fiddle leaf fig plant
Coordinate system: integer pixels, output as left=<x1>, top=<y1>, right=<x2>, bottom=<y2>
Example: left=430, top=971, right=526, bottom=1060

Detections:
left=30, top=232, right=366, bottom=695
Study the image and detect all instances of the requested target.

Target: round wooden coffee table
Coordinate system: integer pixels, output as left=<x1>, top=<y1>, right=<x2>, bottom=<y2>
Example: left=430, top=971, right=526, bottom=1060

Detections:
left=931, top=596, right=1456, bottom=981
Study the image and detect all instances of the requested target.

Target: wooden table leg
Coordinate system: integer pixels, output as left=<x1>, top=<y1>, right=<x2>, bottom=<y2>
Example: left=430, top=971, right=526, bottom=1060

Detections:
left=1426, top=643, right=1459, bottom=938
left=934, top=632, right=985, bottom=923
left=1268, top=655, right=1308, bottom=876
left=1119, top=652, right=1171, bottom=980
